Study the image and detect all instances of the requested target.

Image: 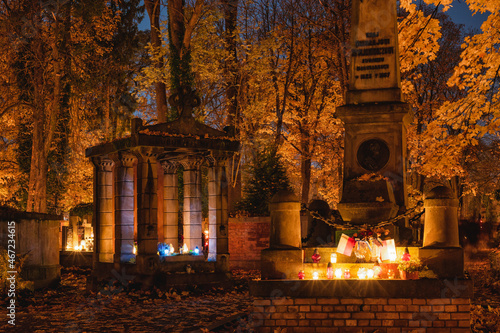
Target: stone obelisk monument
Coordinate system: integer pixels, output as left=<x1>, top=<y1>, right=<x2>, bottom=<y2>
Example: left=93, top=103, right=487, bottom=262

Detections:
left=337, top=0, right=411, bottom=226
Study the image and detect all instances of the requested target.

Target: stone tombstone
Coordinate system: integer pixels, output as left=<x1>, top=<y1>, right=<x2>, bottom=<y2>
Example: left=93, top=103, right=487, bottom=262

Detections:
left=347, top=0, right=402, bottom=104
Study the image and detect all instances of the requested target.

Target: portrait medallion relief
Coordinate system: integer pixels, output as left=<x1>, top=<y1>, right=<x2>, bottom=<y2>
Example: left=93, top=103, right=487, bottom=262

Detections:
left=356, top=139, right=390, bottom=171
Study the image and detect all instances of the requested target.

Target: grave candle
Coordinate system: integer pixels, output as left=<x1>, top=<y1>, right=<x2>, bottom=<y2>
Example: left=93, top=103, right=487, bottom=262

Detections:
left=312, top=249, right=321, bottom=263
left=327, top=262, right=334, bottom=279
left=313, top=271, right=319, bottom=280
left=357, top=267, right=367, bottom=279
left=335, top=268, right=342, bottom=279
left=330, top=253, right=337, bottom=263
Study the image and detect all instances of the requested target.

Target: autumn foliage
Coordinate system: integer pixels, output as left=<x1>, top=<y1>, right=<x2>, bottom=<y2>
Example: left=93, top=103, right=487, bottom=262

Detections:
left=0, top=0, right=499, bottom=214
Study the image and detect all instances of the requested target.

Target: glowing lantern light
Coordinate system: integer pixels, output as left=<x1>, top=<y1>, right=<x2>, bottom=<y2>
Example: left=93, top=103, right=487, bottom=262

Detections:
left=182, top=243, right=188, bottom=254
left=169, top=244, right=174, bottom=254
left=312, top=249, right=321, bottom=263
left=194, top=246, right=200, bottom=255
left=335, top=268, right=342, bottom=279
left=133, top=244, right=137, bottom=255
left=357, top=267, right=367, bottom=279
left=298, top=270, right=305, bottom=280
left=330, top=253, right=337, bottom=264
left=313, top=271, right=319, bottom=280
left=402, top=247, right=411, bottom=262
left=367, top=268, right=375, bottom=279
left=344, top=269, right=351, bottom=279
left=327, top=262, right=334, bottom=279
left=381, top=239, right=397, bottom=262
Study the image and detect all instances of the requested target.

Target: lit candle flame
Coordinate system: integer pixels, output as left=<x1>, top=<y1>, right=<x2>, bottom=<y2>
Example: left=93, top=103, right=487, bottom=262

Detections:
left=330, top=253, right=337, bottom=264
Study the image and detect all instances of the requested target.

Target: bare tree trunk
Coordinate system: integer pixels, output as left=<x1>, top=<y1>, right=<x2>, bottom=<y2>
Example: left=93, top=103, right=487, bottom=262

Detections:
left=223, top=0, right=241, bottom=213
left=223, top=0, right=239, bottom=128
left=300, top=132, right=311, bottom=205
left=145, top=0, right=168, bottom=123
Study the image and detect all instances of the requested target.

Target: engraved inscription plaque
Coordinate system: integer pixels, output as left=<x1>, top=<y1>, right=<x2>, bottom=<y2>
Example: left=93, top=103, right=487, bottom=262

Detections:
left=350, top=0, right=400, bottom=91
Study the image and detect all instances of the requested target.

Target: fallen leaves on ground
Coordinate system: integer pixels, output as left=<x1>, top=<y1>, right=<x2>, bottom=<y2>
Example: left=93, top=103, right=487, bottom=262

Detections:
left=466, top=249, right=500, bottom=332
left=0, top=268, right=259, bottom=332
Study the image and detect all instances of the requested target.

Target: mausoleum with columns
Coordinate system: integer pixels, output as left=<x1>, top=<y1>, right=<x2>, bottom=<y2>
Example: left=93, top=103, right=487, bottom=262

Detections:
left=85, top=115, right=239, bottom=284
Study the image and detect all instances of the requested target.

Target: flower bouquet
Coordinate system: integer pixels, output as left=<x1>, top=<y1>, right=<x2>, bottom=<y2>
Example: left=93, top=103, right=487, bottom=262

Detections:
left=398, top=258, right=426, bottom=280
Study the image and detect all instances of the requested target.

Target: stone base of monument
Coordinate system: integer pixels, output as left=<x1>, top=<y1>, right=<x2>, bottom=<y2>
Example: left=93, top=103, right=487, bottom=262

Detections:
left=419, top=247, right=465, bottom=279
left=337, top=179, right=399, bottom=224
left=337, top=201, right=399, bottom=224
left=250, top=278, right=473, bottom=333
left=261, top=248, right=304, bottom=280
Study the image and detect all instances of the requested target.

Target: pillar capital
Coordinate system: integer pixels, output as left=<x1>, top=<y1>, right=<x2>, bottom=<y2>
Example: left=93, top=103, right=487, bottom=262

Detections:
left=109, top=151, right=137, bottom=168
left=91, top=156, right=114, bottom=172
left=206, top=152, right=232, bottom=167
left=132, top=147, right=163, bottom=161
left=159, top=160, right=180, bottom=173
left=179, top=155, right=204, bottom=170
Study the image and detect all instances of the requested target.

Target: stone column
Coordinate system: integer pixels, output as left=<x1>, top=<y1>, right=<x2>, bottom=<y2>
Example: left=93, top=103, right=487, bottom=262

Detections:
left=181, top=156, right=204, bottom=252
left=261, top=190, right=304, bottom=279
left=161, top=161, right=179, bottom=249
left=420, top=185, right=463, bottom=278
left=208, top=157, right=229, bottom=267
left=135, top=149, right=160, bottom=274
left=92, top=156, right=114, bottom=263
left=111, top=152, right=136, bottom=263
left=422, top=186, right=460, bottom=248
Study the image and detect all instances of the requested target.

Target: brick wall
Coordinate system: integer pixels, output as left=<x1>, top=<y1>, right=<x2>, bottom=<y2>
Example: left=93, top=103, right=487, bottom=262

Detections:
left=252, top=297, right=471, bottom=333
left=228, top=216, right=270, bottom=270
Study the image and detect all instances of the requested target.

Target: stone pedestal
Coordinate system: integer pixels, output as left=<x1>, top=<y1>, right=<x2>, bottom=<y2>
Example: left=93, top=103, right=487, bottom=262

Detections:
left=422, top=186, right=460, bottom=247
left=337, top=103, right=411, bottom=226
left=421, top=186, right=463, bottom=278
left=261, top=248, right=304, bottom=279
left=337, top=179, right=399, bottom=224
left=269, top=191, right=302, bottom=248
left=419, top=247, right=464, bottom=278
left=261, top=190, right=303, bottom=279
